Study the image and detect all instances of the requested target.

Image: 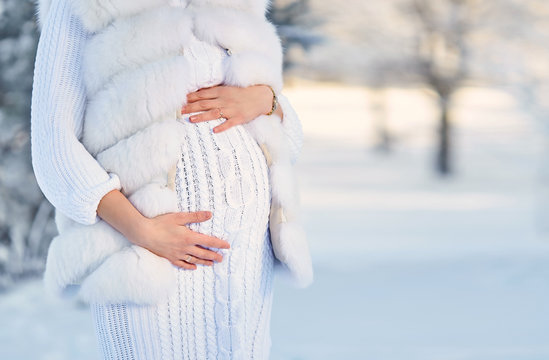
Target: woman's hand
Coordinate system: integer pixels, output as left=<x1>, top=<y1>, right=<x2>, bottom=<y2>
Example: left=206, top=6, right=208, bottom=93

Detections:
left=132, top=211, right=231, bottom=270
left=97, top=189, right=230, bottom=270
left=181, top=84, right=283, bottom=133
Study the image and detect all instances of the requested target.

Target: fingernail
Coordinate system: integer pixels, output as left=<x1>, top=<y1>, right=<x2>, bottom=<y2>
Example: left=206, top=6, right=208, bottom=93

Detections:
left=189, top=116, right=196, bottom=122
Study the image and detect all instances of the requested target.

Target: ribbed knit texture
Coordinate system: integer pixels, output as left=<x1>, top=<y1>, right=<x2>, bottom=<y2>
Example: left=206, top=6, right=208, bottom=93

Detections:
left=30, top=0, right=303, bottom=226
left=32, top=0, right=306, bottom=356
left=30, top=0, right=121, bottom=225
left=88, top=23, right=276, bottom=360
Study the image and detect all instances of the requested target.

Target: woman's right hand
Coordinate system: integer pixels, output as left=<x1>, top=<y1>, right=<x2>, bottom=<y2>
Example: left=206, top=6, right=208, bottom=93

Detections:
left=97, top=189, right=230, bottom=270
left=129, top=211, right=230, bottom=270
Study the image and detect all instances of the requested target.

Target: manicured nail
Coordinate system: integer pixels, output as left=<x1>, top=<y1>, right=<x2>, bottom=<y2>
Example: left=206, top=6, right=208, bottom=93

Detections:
left=189, top=116, right=196, bottom=122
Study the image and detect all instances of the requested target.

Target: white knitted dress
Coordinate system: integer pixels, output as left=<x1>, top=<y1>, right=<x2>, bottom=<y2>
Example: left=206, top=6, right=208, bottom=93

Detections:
left=87, top=25, right=275, bottom=360
left=30, top=0, right=306, bottom=358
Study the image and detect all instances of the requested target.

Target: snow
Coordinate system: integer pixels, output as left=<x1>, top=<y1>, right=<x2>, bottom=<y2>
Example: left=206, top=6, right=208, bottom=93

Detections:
left=2, top=81, right=549, bottom=359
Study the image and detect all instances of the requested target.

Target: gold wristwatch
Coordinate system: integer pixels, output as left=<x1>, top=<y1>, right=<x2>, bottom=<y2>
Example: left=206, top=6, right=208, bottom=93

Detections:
left=265, top=85, right=278, bottom=116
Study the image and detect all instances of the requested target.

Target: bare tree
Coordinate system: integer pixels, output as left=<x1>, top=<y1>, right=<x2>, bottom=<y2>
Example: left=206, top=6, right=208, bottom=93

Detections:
left=293, top=0, right=478, bottom=164
left=402, top=0, right=486, bottom=175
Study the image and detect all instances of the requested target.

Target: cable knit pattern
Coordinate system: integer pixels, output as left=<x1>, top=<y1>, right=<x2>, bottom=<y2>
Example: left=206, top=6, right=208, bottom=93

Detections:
left=88, top=19, right=275, bottom=360
left=32, top=0, right=311, bottom=357
left=30, top=0, right=303, bottom=226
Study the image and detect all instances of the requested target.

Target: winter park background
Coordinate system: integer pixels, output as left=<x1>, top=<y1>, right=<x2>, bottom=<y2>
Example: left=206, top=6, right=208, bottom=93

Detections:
left=1, top=0, right=549, bottom=359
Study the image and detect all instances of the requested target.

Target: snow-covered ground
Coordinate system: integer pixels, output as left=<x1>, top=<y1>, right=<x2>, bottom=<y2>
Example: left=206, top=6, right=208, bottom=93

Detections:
left=2, top=81, right=549, bottom=359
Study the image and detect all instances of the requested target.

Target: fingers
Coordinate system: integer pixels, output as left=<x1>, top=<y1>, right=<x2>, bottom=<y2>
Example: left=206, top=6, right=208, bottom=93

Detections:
left=171, top=255, right=214, bottom=269
left=172, top=259, right=197, bottom=270
left=188, top=245, right=224, bottom=263
left=189, top=107, right=227, bottom=123
left=174, top=211, right=230, bottom=249
left=182, top=99, right=221, bottom=114
left=186, top=86, right=221, bottom=102
left=192, top=231, right=231, bottom=249
left=213, top=118, right=240, bottom=134
left=177, top=211, right=212, bottom=225
left=184, top=254, right=214, bottom=267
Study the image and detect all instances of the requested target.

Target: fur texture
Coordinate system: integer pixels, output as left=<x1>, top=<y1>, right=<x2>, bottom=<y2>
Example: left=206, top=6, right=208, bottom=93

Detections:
left=95, top=119, right=184, bottom=194
left=72, top=0, right=169, bottom=33
left=38, top=0, right=313, bottom=305
left=34, top=0, right=51, bottom=30
left=82, top=7, right=194, bottom=96
left=83, top=58, right=194, bottom=155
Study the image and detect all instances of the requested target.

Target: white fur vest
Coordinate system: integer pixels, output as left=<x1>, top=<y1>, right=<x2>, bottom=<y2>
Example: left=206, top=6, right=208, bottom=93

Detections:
left=36, top=0, right=313, bottom=304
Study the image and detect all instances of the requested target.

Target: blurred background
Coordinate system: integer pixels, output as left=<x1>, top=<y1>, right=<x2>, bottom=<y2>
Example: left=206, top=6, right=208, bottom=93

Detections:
left=1, top=0, right=549, bottom=359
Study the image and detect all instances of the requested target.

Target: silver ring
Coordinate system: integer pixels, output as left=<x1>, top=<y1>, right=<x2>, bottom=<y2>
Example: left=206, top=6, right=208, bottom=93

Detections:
left=218, top=108, right=226, bottom=119
left=184, top=254, right=193, bottom=263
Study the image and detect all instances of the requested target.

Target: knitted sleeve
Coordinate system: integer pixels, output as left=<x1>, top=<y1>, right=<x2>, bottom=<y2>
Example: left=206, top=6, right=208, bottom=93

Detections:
left=277, top=93, right=304, bottom=164
left=30, top=0, right=121, bottom=225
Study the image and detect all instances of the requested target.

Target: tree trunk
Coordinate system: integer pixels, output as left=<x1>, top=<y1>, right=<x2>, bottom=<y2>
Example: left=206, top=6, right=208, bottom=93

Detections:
left=436, top=96, right=451, bottom=175
left=371, top=89, right=391, bottom=153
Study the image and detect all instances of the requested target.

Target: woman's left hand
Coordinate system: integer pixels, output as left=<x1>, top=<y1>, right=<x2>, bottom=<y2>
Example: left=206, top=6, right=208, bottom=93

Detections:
left=181, top=84, right=280, bottom=133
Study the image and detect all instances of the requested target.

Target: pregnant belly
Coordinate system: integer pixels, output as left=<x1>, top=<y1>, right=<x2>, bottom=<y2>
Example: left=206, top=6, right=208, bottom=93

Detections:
left=174, top=116, right=271, bottom=241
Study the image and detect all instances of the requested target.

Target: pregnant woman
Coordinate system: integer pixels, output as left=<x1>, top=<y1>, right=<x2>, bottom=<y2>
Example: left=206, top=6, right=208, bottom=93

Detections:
left=30, top=0, right=312, bottom=359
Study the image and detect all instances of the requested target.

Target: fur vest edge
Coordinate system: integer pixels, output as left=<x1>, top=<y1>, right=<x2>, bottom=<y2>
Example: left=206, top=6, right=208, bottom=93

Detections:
left=37, top=0, right=313, bottom=305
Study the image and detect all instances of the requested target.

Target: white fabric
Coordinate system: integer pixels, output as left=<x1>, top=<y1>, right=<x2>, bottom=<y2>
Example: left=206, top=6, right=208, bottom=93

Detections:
left=91, top=84, right=276, bottom=357
left=30, top=0, right=304, bottom=226
left=31, top=1, right=302, bottom=357
left=30, top=0, right=121, bottom=225
left=91, top=36, right=277, bottom=353
left=35, top=0, right=313, bottom=300
left=37, top=0, right=313, bottom=303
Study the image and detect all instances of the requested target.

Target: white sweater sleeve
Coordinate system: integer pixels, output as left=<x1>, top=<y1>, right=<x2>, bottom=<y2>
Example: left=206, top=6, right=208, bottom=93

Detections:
left=277, top=93, right=304, bottom=164
left=30, top=0, right=121, bottom=225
